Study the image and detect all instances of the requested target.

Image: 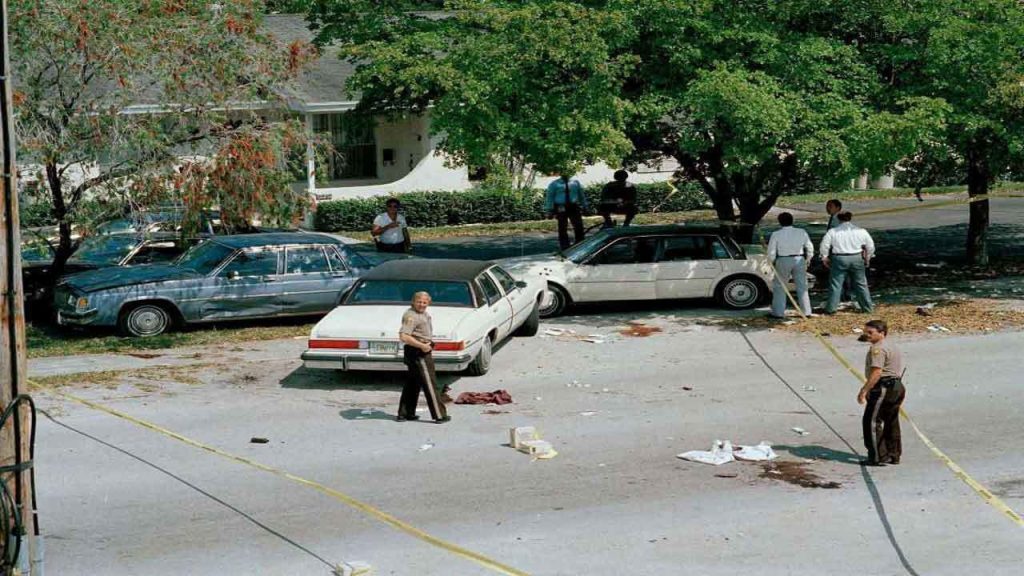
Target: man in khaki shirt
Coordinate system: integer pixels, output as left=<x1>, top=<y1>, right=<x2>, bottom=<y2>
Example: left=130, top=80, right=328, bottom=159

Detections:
left=858, top=319, right=905, bottom=465
left=397, top=292, right=449, bottom=423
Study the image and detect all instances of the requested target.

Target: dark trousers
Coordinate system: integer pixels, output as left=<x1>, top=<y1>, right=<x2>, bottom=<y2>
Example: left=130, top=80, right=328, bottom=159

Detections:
left=555, top=204, right=585, bottom=250
left=399, top=346, right=447, bottom=420
left=376, top=241, right=407, bottom=254
left=862, top=379, right=905, bottom=464
left=599, top=203, right=637, bottom=227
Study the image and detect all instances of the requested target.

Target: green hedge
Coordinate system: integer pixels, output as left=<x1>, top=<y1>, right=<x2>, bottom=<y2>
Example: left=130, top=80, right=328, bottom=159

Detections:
left=314, top=182, right=708, bottom=231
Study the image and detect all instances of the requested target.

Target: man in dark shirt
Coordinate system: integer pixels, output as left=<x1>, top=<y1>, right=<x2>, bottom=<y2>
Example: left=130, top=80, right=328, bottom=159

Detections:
left=599, top=170, right=638, bottom=228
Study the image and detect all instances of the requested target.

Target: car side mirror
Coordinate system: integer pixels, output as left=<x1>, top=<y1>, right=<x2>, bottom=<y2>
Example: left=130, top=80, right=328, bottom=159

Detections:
left=515, top=280, right=527, bottom=289
left=227, top=270, right=240, bottom=280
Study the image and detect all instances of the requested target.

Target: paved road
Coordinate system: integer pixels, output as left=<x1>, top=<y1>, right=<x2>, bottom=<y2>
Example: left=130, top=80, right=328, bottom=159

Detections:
left=32, top=313, right=1024, bottom=575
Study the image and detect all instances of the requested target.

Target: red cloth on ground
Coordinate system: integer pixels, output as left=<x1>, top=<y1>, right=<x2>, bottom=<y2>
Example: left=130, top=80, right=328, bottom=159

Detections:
left=454, top=390, right=513, bottom=405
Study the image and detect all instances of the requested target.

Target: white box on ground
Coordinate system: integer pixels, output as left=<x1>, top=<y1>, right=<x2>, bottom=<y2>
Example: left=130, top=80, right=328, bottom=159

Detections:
left=517, top=440, right=555, bottom=457
left=510, top=426, right=538, bottom=449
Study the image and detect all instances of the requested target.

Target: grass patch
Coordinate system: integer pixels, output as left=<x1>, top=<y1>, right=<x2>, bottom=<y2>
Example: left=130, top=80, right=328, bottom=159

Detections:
left=777, top=182, right=1024, bottom=206
left=27, top=320, right=314, bottom=359
left=725, top=299, right=1024, bottom=336
left=30, top=363, right=215, bottom=390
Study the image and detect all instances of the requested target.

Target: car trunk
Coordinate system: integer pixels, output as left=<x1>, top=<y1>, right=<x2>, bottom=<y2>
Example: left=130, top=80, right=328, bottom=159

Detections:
left=311, top=305, right=474, bottom=342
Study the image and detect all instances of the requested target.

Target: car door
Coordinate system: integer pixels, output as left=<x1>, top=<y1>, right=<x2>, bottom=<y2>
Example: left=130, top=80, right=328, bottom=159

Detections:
left=277, top=245, right=345, bottom=316
left=571, top=237, right=657, bottom=302
left=200, top=247, right=282, bottom=320
left=124, top=240, right=189, bottom=266
left=476, top=272, right=514, bottom=340
left=488, top=265, right=532, bottom=322
left=655, top=235, right=723, bottom=298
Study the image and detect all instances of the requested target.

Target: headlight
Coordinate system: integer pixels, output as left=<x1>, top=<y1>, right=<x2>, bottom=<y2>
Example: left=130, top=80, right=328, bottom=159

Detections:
left=75, top=296, right=89, bottom=310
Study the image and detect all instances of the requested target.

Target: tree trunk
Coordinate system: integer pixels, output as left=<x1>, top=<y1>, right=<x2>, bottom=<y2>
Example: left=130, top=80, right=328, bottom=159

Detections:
left=966, top=150, right=989, bottom=267
left=45, top=162, right=75, bottom=285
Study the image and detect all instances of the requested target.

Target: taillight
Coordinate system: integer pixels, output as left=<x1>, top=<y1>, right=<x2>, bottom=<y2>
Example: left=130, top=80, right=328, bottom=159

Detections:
left=433, top=341, right=465, bottom=352
left=309, top=339, right=361, bottom=349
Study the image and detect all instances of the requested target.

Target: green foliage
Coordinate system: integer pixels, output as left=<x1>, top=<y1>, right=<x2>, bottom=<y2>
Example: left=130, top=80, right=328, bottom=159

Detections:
left=313, top=182, right=707, bottom=231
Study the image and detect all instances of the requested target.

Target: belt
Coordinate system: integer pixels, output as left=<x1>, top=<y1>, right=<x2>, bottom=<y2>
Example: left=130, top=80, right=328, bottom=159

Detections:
left=832, top=252, right=862, bottom=256
left=777, top=254, right=805, bottom=258
left=879, top=376, right=902, bottom=386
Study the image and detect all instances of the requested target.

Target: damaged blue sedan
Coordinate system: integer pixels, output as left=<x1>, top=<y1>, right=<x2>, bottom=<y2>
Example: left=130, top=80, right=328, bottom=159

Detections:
left=55, top=233, right=376, bottom=337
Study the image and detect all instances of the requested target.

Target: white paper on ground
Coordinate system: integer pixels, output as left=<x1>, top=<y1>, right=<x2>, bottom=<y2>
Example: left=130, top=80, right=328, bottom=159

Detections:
left=677, top=440, right=735, bottom=465
left=734, top=442, right=778, bottom=462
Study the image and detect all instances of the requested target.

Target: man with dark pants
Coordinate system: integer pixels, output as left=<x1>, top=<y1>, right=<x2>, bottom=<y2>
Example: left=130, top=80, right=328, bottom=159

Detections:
left=599, top=170, right=637, bottom=227
left=545, top=174, right=587, bottom=250
left=819, top=211, right=875, bottom=314
left=397, top=291, right=449, bottom=423
left=858, top=319, right=905, bottom=466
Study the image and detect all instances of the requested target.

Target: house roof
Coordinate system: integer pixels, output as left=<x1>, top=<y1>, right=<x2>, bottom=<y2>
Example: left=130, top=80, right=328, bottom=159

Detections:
left=361, top=259, right=494, bottom=282
left=262, top=15, right=360, bottom=110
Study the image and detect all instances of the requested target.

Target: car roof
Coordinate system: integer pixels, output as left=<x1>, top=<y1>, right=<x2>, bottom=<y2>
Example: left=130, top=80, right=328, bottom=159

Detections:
left=361, top=259, right=494, bottom=282
left=209, top=232, right=340, bottom=249
left=601, top=223, right=729, bottom=237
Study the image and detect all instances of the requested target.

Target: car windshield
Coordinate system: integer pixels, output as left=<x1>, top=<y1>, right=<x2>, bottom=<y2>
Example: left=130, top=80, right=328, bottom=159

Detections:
left=560, top=230, right=613, bottom=263
left=68, top=235, right=141, bottom=266
left=346, top=280, right=474, bottom=307
left=175, top=241, right=234, bottom=274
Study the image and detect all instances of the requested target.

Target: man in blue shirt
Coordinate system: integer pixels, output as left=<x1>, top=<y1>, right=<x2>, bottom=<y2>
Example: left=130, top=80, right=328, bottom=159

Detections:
left=544, top=174, right=588, bottom=249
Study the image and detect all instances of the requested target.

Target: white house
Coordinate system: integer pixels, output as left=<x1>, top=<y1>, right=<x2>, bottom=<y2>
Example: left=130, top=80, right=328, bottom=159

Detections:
left=266, top=15, right=678, bottom=203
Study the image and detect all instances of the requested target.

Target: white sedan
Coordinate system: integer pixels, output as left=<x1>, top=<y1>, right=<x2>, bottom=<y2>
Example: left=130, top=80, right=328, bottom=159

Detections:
left=301, top=259, right=546, bottom=375
left=501, top=224, right=810, bottom=317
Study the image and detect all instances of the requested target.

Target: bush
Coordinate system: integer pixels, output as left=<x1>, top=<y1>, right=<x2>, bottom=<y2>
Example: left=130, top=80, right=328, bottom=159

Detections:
left=314, top=182, right=707, bottom=231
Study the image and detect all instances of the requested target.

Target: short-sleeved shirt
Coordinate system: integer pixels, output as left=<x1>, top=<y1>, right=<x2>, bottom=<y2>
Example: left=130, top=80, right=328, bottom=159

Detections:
left=374, top=213, right=407, bottom=245
left=865, top=340, right=903, bottom=379
left=400, top=308, right=432, bottom=344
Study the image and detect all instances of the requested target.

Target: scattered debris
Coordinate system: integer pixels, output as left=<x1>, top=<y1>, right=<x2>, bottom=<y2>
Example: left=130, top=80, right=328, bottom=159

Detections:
left=250, top=437, right=269, bottom=444
left=334, top=561, right=373, bottom=576
left=734, top=442, right=778, bottom=462
left=791, top=427, right=808, bottom=436
left=543, top=328, right=566, bottom=336
left=126, top=352, right=162, bottom=359
left=454, top=390, right=513, bottom=405
left=419, top=443, right=434, bottom=452
left=782, top=320, right=797, bottom=326
left=760, top=461, right=841, bottom=489
left=534, top=396, right=543, bottom=401
left=579, top=411, right=597, bottom=417
left=682, top=386, right=694, bottom=391
left=851, top=328, right=863, bottom=334
left=916, top=303, right=936, bottom=316
left=802, top=385, right=817, bottom=392
left=509, top=426, right=557, bottom=459
left=714, top=473, right=739, bottom=479
left=927, top=324, right=952, bottom=333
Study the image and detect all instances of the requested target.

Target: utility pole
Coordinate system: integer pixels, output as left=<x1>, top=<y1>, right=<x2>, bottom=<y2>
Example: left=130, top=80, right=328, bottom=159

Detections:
left=1, top=0, right=37, bottom=572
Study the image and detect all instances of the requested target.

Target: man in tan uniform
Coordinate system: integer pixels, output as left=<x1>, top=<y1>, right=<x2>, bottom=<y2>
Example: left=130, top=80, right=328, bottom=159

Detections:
left=858, top=319, right=904, bottom=466
left=397, top=292, right=449, bottom=423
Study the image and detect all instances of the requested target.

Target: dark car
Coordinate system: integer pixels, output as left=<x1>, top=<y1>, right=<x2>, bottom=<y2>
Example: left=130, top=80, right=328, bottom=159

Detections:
left=54, top=232, right=378, bottom=337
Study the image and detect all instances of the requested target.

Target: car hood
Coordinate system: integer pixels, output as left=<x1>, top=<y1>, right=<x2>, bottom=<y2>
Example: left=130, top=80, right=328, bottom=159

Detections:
left=311, top=305, right=474, bottom=341
left=499, top=253, right=572, bottom=276
left=62, top=264, right=199, bottom=292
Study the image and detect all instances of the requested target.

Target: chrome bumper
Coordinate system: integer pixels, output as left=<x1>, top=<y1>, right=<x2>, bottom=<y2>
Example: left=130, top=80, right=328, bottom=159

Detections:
left=301, top=350, right=473, bottom=372
left=56, top=308, right=99, bottom=326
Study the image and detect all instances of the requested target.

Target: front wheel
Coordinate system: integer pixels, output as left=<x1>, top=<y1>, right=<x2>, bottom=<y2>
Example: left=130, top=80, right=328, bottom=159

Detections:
left=715, top=276, right=765, bottom=310
left=538, top=283, right=569, bottom=318
left=119, top=303, right=172, bottom=337
left=466, top=335, right=493, bottom=376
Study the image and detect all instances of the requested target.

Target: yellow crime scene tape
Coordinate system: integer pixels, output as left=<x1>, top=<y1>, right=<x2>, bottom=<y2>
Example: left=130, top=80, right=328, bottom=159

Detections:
left=29, top=380, right=531, bottom=576
left=756, top=197, right=1024, bottom=528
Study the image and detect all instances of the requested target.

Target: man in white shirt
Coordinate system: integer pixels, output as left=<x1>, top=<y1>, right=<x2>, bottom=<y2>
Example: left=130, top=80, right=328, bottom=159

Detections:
left=371, top=198, right=410, bottom=253
left=767, top=212, right=813, bottom=318
left=819, top=211, right=875, bottom=314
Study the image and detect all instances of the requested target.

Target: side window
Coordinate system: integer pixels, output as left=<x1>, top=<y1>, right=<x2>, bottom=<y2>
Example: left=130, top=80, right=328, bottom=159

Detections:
left=130, top=242, right=182, bottom=265
left=489, top=267, right=518, bottom=293
left=220, top=249, right=279, bottom=277
left=476, top=274, right=502, bottom=305
left=709, top=238, right=731, bottom=259
left=660, top=236, right=706, bottom=262
left=285, top=246, right=330, bottom=274
left=592, top=238, right=657, bottom=265
left=325, top=247, right=349, bottom=272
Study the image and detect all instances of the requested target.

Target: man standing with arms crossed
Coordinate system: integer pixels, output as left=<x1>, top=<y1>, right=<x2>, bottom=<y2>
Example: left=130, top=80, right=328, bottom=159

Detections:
left=766, top=212, right=813, bottom=319
left=397, top=292, right=450, bottom=423
left=858, top=319, right=905, bottom=466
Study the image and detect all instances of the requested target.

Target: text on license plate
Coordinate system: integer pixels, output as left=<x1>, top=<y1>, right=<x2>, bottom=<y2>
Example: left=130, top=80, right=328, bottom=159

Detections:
left=369, top=341, right=399, bottom=354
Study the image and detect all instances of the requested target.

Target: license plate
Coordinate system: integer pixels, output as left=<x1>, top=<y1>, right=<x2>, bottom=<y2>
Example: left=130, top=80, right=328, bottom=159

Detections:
left=369, top=341, right=399, bottom=355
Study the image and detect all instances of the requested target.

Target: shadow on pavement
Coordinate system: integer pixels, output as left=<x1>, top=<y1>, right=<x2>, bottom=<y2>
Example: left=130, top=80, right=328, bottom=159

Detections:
left=773, top=444, right=862, bottom=465
left=280, top=366, right=466, bottom=392
left=339, top=408, right=395, bottom=421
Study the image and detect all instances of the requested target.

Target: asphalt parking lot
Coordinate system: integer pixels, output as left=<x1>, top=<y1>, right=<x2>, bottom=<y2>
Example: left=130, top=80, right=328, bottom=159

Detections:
left=31, top=304, right=1024, bottom=575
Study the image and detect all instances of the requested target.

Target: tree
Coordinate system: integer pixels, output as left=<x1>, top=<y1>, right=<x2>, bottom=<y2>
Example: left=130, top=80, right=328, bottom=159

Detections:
left=311, top=0, right=634, bottom=189
left=863, top=0, right=1024, bottom=266
left=11, top=0, right=314, bottom=280
left=613, top=0, right=949, bottom=241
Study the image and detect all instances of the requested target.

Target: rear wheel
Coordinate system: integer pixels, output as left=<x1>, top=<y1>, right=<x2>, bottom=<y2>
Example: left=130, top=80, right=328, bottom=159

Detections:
left=119, top=303, right=173, bottom=337
left=515, top=301, right=541, bottom=337
left=538, top=283, right=569, bottom=318
left=715, top=276, right=765, bottom=310
left=466, top=334, right=493, bottom=376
